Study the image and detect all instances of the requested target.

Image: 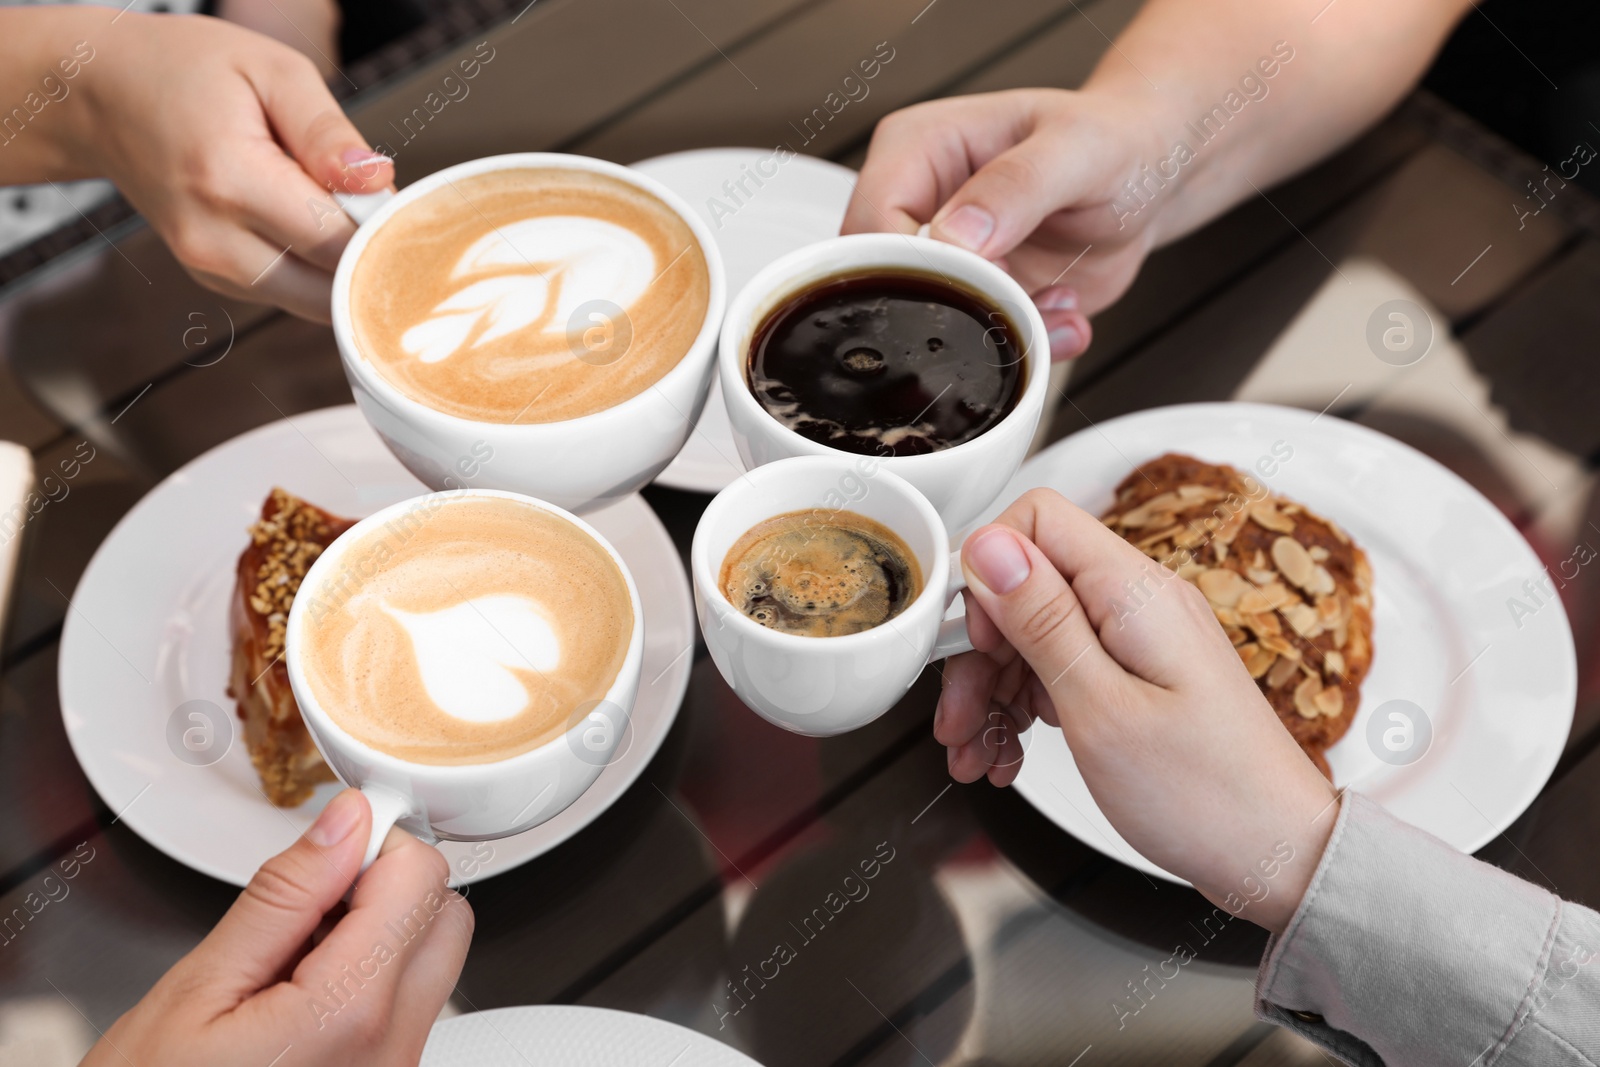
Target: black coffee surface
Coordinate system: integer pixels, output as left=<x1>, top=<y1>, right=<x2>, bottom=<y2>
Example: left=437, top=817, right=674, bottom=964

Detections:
left=720, top=509, right=923, bottom=638
left=747, top=271, right=1025, bottom=456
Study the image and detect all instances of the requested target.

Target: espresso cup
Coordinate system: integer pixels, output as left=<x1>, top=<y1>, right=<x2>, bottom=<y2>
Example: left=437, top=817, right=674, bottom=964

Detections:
left=284, top=489, right=645, bottom=870
left=331, top=153, right=727, bottom=514
left=691, top=455, right=972, bottom=736
left=719, top=233, right=1049, bottom=534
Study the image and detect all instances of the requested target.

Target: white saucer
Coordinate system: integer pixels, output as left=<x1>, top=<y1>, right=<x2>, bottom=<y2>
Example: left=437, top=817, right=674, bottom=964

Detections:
left=58, top=405, right=695, bottom=888
left=632, top=148, right=857, bottom=494
left=986, top=402, right=1577, bottom=884
left=422, top=1006, right=763, bottom=1066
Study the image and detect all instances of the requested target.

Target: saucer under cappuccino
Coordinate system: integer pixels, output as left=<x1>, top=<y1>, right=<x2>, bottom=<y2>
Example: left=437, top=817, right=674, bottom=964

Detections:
left=297, top=494, right=634, bottom=765
left=350, top=167, right=710, bottom=424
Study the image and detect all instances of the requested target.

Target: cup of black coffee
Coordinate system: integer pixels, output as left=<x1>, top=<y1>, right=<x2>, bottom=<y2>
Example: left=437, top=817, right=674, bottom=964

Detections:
left=719, top=234, right=1049, bottom=532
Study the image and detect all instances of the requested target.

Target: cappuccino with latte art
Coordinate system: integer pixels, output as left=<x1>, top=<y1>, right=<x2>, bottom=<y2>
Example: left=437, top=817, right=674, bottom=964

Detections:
left=350, top=166, right=711, bottom=424
left=297, top=494, right=635, bottom=766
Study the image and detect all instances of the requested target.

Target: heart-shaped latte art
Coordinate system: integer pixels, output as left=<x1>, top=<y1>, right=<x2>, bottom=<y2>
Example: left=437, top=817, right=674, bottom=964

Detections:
left=383, top=594, right=560, bottom=722
left=398, top=216, right=657, bottom=364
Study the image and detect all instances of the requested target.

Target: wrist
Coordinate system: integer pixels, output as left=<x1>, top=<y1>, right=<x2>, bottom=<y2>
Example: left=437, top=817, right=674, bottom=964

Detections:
left=0, top=8, right=113, bottom=181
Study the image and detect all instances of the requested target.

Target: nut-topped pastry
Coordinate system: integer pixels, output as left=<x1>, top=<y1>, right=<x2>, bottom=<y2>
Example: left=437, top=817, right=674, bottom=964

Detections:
left=1100, top=453, right=1374, bottom=777
left=226, top=488, right=355, bottom=805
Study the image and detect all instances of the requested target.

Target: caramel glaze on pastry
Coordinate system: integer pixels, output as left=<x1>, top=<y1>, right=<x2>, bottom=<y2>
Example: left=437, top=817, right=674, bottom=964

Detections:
left=226, top=488, right=354, bottom=806
left=1100, top=453, right=1374, bottom=779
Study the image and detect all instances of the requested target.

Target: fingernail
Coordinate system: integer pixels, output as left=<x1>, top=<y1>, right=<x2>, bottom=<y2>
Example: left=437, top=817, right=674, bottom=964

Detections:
left=1035, top=287, right=1077, bottom=311
left=1048, top=325, right=1083, bottom=356
left=341, top=148, right=392, bottom=169
left=932, top=204, right=995, bottom=253
left=308, top=789, right=364, bottom=848
left=966, top=528, right=1031, bottom=595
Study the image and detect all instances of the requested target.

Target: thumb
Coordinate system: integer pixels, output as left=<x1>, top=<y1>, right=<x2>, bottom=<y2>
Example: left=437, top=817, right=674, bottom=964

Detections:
left=180, top=789, right=370, bottom=1000
left=961, top=526, right=1118, bottom=703
left=928, top=134, right=1076, bottom=261
left=253, top=55, right=394, bottom=195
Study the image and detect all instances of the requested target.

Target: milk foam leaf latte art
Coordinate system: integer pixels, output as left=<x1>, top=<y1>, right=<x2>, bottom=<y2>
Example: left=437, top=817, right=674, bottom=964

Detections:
left=299, top=495, right=634, bottom=765
left=399, top=217, right=657, bottom=364
left=351, top=167, right=710, bottom=424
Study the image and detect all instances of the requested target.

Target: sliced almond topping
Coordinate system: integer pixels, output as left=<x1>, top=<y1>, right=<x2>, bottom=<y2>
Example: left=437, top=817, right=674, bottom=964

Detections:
left=1308, top=545, right=1330, bottom=562
left=1280, top=503, right=1301, bottom=515
left=1213, top=540, right=1230, bottom=563
left=1266, top=655, right=1301, bottom=689
left=1327, top=521, right=1350, bottom=545
left=1258, top=632, right=1300, bottom=659
left=1178, top=484, right=1225, bottom=504
left=1224, top=625, right=1249, bottom=647
left=1177, top=561, right=1207, bottom=581
left=1313, top=686, right=1344, bottom=718
left=1323, top=649, right=1345, bottom=678
left=1272, top=535, right=1316, bottom=590
left=1136, top=524, right=1185, bottom=548
left=1333, top=622, right=1348, bottom=648
left=1243, top=610, right=1282, bottom=637
left=1258, top=581, right=1301, bottom=610
left=1120, top=492, right=1182, bottom=528
left=1213, top=606, right=1241, bottom=628
left=1306, top=564, right=1336, bottom=598
left=1250, top=500, right=1296, bottom=533
left=1252, top=549, right=1268, bottom=571
left=1235, top=643, right=1273, bottom=675
left=1197, top=568, right=1253, bottom=607
left=1173, top=523, right=1211, bottom=549
left=1293, top=675, right=1323, bottom=719
left=1284, top=603, right=1321, bottom=638
left=1237, top=588, right=1274, bottom=615
left=1315, top=593, right=1347, bottom=628
left=1213, top=507, right=1249, bottom=546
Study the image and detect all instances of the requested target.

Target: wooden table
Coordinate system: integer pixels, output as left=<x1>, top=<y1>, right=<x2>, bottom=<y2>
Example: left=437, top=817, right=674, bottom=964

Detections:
left=3, top=1, right=1598, bottom=1063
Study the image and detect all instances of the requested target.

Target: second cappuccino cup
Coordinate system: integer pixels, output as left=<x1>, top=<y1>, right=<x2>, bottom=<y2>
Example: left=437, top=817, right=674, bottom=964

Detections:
left=691, top=456, right=972, bottom=736
left=331, top=152, right=727, bottom=514
left=284, top=489, right=645, bottom=871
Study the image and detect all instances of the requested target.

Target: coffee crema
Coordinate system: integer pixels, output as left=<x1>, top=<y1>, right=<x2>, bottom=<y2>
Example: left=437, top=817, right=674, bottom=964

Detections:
left=747, top=270, right=1025, bottom=456
left=350, top=167, right=710, bottom=424
left=298, top=495, right=633, bottom=766
left=720, top=509, right=923, bottom=638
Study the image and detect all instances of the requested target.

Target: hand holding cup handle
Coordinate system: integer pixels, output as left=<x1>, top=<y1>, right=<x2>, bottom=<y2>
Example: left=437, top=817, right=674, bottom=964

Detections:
left=284, top=489, right=647, bottom=882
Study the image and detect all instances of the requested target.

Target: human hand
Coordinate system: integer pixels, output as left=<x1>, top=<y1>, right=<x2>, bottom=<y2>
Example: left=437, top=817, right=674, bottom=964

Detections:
left=842, top=89, right=1167, bottom=362
left=82, top=789, right=473, bottom=1067
left=72, top=13, right=393, bottom=322
left=934, top=489, right=1338, bottom=932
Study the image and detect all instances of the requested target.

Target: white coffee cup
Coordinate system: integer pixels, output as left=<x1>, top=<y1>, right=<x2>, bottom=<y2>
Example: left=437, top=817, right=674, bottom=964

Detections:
left=718, top=233, right=1049, bottom=534
left=284, top=488, right=645, bottom=870
left=691, top=455, right=972, bottom=736
left=330, top=153, right=727, bottom=514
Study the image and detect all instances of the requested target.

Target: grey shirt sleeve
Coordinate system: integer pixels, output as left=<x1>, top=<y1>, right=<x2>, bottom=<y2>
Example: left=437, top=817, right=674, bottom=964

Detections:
left=1254, top=790, right=1600, bottom=1066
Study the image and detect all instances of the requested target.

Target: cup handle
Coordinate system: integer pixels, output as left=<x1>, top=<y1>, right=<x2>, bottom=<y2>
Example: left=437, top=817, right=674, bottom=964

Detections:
left=358, top=782, right=423, bottom=874
left=336, top=190, right=394, bottom=227
left=930, top=556, right=973, bottom=661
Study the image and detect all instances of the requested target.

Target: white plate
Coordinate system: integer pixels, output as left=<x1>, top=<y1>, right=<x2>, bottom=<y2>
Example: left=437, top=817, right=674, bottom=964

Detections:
left=989, top=402, right=1577, bottom=884
left=58, top=405, right=695, bottom=888
left=422, top=1006, right=763, bottom=1066
left=632, top=148, right=857, bottom=494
